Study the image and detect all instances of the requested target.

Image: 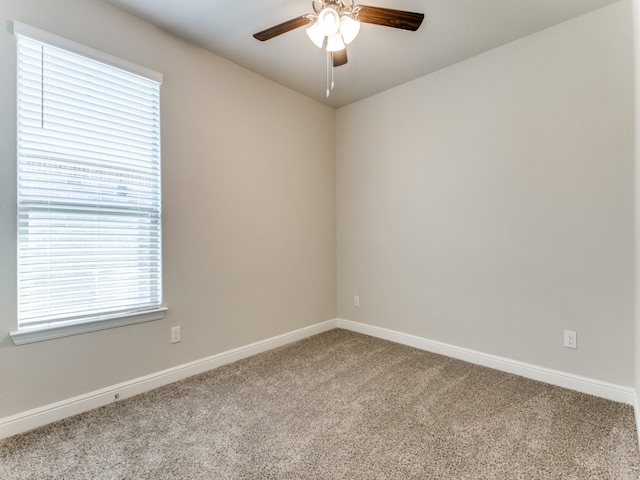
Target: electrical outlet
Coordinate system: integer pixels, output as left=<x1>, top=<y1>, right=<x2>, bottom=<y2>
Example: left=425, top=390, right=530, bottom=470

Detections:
left=171, top=326, right=181, bottom=344
left=354, top=295, right=360, bottom=307
left=563, top=330, right=576, bottom=349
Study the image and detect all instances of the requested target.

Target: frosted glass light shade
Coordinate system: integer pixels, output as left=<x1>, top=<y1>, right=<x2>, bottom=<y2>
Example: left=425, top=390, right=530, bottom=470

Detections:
left=306, top=22, right=325, bottom=48
left=326, top=33, right=346, bottom=52
left=318, top=8, right=340, bottom=37
left=339, top=16, right=360, bottom=45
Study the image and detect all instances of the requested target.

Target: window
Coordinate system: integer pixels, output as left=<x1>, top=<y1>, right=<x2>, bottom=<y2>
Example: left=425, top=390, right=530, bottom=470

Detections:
left=11, top=22, right=166, bottom=345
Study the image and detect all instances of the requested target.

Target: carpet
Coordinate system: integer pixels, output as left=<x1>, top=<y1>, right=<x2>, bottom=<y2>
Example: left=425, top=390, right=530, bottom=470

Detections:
left=1, top=329, right=639, bottom=479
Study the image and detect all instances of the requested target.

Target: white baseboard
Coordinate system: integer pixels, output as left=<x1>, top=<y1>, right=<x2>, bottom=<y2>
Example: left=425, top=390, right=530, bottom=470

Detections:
left=2, top=317, right=635, bottom=441
left=0, top=319, right=338, bottom=440
left=337, top=318, right=636, bottom=405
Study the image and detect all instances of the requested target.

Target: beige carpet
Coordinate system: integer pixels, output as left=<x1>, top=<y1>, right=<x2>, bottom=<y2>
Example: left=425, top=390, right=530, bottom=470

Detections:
left=1, top=329, right=639, bottom=479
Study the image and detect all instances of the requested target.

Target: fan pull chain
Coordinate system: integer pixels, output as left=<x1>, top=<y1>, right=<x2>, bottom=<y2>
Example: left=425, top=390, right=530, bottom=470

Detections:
left=326, top=51, right=330, bottom=97
left=331, top=56, right=335, bottom=91
left=326, top=51, right=335, bottom=98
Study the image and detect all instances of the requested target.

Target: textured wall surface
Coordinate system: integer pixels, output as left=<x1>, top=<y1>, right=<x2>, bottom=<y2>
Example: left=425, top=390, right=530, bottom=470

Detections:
left=337, top=2, right=634, bottom=386
left=0, top=0, right=336, bottom=417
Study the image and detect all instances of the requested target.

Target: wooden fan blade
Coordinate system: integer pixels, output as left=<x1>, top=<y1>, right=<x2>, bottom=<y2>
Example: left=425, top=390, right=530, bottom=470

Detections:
left=333, top=49, right=348, bottom=67
left=253, top=16, right=313, bottom=41
left=355, top=5, right=424, bottom=31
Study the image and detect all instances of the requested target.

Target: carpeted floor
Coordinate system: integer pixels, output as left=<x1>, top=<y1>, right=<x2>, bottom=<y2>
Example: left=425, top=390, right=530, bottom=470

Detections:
left=1, top=329, right=639, bottom=479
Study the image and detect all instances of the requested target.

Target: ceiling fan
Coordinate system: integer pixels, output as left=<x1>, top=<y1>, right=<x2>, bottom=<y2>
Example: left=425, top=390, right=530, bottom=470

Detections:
left=254, top=0, right=424, bottom=96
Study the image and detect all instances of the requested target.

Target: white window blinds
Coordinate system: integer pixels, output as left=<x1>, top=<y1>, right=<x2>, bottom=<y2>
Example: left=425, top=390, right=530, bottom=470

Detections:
left=16, top=26, right=164, bottom=335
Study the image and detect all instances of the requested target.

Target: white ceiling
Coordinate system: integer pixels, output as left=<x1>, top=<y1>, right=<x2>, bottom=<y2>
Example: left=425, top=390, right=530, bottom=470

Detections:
left=102, top=0, right=621, bottom=108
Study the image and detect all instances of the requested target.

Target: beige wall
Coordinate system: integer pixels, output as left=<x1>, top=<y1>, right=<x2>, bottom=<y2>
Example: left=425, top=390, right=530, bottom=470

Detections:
left=0, top=0, right=336, bottom=417
left=337, top=1, right=634, bottom=386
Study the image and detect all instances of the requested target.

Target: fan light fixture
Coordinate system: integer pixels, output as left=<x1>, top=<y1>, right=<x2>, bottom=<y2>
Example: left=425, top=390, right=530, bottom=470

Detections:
left=304, top=2, right=361, bottom=97
left=305, top=4, right=360, bottom=51
left=253, top=1, right=424, bottom=98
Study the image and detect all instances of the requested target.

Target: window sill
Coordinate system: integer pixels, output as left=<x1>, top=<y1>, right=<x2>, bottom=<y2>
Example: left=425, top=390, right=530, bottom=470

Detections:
left=9, top=307, right=168, bottom=345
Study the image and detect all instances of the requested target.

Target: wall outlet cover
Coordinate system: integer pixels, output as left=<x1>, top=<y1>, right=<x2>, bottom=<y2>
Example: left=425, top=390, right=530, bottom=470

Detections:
left=563, top=330, right=576, bottom=349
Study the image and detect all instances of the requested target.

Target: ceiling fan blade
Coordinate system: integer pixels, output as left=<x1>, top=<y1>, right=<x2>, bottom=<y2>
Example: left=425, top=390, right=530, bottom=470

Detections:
left=355, top=5, right=424, bottom=31
left=332, top=49, right=348, bottom=67
left=253, top=16, right=313, bottom=41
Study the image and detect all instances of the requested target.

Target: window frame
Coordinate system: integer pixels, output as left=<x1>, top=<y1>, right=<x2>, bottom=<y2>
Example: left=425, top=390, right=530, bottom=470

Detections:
left=10, top=22, right=166, bottom=345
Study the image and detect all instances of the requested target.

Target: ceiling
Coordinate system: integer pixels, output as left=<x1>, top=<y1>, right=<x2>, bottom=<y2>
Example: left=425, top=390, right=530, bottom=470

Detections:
left=102, top=0, right=622, bottom=108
